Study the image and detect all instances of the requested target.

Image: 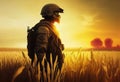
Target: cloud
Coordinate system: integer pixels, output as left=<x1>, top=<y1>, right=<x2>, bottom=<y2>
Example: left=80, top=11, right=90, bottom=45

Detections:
left=82, top=0, right=120, bottom=25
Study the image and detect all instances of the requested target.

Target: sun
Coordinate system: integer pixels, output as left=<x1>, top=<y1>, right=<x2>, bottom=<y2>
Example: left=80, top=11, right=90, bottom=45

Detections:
left=53, top=15, right=95, bottom=48
left=53, top=14, right=98, bottom=48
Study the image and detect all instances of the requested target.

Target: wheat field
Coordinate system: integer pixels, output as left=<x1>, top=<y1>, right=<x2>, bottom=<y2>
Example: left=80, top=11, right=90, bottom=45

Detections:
left=0, top=49, right=120, bottom=82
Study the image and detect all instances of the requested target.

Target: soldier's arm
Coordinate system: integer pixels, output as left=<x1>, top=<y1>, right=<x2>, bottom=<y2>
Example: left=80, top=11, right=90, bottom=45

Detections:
left=34, top=26, right=50, bottom=58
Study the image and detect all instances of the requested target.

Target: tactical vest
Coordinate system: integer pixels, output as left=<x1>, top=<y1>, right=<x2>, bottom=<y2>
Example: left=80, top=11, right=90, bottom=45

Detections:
left=27, top=19, right=64, bottom=61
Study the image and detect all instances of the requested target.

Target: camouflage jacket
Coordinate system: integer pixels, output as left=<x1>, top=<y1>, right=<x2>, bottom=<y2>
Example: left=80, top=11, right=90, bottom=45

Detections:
left=34, top=19, right=64, bottom=58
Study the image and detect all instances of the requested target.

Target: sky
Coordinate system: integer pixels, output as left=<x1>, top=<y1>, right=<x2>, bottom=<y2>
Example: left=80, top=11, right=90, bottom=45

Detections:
left=0, top=0, right=120, bottom=48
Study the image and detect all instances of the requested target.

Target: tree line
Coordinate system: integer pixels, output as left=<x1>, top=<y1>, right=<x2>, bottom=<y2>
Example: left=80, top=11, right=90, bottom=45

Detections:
left=91, top=38, right=120, bottom=49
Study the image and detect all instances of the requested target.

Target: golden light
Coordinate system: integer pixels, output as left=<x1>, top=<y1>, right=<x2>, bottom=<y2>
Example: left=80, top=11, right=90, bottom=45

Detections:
left=54, top=22, right=60, bottom=30
left=80, top=15, right=96, bottom=26
left=53, top=14, right=97, bottom=48
left=66, top=15, right=97, bottom=48
left=54, top=22, right=62, bottom=36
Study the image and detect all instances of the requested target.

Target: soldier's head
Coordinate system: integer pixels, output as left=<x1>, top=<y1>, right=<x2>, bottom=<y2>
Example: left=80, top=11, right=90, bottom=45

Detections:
left=41, top=3, right=64, bottom=23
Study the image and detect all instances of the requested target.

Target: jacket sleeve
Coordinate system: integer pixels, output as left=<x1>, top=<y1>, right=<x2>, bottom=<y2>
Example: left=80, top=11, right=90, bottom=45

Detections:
left=34, top=26, right=50, bottom=55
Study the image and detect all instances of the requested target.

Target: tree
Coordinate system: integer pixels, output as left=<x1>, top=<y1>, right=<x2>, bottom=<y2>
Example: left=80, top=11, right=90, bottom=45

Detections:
left=116, top=44, right=120, bottom=48
left=104, top=38, right=113, bottom=48
left=91, top=38, right=103, bottom=48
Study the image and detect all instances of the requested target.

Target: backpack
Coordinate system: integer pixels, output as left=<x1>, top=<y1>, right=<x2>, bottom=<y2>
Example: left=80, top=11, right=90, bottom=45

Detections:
left=27, top=24, right=39, bottom=61
left=27, top=21, right=52, bottom=61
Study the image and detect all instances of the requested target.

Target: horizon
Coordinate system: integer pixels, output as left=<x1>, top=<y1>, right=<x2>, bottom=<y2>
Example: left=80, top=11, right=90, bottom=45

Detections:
left=0, top=0, right=120, bottom=48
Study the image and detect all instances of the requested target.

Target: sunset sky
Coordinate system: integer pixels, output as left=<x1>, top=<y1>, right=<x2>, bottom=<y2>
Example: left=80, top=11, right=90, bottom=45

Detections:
left=0, top=0, right=120, bottom=48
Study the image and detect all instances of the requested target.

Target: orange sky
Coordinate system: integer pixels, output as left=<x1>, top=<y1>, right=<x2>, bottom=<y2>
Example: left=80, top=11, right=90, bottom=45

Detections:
left=0, top=0, right=120, bottom=48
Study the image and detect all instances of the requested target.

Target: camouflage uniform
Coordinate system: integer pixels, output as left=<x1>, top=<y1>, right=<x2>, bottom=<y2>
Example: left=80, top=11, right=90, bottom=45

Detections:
left=34, top=19, right=64, bottom=71
left=29, top=3, right=64, bottom=81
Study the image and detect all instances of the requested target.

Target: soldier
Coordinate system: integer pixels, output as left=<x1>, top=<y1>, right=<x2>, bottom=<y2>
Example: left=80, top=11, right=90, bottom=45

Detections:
left=32, top=3, right=64, bottom=81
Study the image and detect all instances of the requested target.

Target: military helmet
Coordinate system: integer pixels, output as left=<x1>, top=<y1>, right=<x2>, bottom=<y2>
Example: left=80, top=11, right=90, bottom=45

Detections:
left=41, top=3, right=64, bottom=18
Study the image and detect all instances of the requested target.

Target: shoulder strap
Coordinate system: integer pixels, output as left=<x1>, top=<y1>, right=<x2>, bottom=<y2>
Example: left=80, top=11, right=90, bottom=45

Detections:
left=38, top=20, right=60, bottom=38
left=27, top=23, right=40, bottom=33
left=27, top=20, right=60, bottom=39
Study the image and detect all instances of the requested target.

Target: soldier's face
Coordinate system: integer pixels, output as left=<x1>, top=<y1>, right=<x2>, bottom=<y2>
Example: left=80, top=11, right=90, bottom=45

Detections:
left=53, top=12, right=61, bottom=23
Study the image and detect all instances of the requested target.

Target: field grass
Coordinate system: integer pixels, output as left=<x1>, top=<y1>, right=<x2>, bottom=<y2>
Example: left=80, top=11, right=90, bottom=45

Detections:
left=0, top=49, right=120, bottom=82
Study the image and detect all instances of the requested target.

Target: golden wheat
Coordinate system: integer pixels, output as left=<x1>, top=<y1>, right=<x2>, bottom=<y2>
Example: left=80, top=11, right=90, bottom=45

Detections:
left=0, top=50, right=120, bottom=82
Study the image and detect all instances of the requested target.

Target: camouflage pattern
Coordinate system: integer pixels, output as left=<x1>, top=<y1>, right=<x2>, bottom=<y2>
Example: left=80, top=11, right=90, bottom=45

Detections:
left=34, top=19, right=64, bottom=71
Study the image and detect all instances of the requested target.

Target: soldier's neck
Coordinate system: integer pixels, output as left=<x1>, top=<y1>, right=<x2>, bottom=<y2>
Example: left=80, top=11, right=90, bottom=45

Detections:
left=44, top=19, right=55, bottom=24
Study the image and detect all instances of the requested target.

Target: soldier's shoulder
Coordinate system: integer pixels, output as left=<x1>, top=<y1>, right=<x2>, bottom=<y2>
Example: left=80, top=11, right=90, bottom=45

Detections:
left=37, top=26, right=50, bottom=33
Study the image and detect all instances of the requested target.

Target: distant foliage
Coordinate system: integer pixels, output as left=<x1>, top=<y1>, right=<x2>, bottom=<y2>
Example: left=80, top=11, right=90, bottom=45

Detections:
left=104, top=38, right=113, bottom=48
left=91, top=38, right=103, bottom=48
left=116, top=45, right=120, bottom=48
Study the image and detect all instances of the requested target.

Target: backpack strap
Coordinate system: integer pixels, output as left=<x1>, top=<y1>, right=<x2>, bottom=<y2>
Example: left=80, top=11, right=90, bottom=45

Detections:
left=27, top=23, right=41, bottom=33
